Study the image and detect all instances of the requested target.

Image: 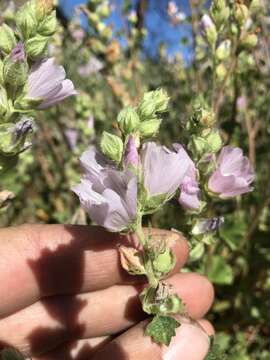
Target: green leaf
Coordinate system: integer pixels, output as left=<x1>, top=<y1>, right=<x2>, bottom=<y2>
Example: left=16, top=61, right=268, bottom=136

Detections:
left=207, top=256, right=234, bottom=285
left=145, top=315, right=180, bottom=346
left=205, top=343, right=228, bottom=360
left=1, top=347, right=26, bottom=360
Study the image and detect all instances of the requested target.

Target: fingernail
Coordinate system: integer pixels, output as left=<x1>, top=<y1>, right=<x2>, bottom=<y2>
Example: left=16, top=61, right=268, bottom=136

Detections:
left=163, top=317, right=210, bottom=360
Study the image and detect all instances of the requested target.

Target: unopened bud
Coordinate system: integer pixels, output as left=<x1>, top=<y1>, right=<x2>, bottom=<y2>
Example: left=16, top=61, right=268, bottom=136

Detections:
left=117, top=107, right=140, bottom=134
left=216, top=63, right=227, bottom=82
left=25, top=34, right=49, bottom=59
left=16, top=2, right=37, bottom=39
left=234, top=4, right=249, bottom=27
left=205, top=129, right=222, bottom=153
left=241, top=33, right=258, bottom=49
left=153, top=249, right=175, bottom=277
left=201, top=14, right=217, bottom=46
left=3, top=43, right=28, bottom=87
left=143, top=89, right=170, bottom=113
left=124, top=136, right=139, bottom=169
left=0, top=24, right=16, bottom=54
left=216, top=39, right=231, bottom=61
left=38, top=10, right=57, bottom=36
left=138, top=119, right=161, bottom=138
left=100, top=131, right=123, bottom=163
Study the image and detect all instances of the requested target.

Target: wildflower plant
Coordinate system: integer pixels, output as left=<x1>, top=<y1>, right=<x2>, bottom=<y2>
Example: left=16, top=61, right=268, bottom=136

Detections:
left=0, top=0, right=75, bottom=179
left=73, top=88, right=254, bottom=345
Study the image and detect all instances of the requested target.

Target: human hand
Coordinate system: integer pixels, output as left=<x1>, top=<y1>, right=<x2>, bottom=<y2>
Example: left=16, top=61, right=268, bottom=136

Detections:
left=0, top=225, right=214, bottom=359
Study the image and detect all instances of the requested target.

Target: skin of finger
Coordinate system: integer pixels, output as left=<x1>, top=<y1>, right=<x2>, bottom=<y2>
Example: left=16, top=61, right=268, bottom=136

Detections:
left=91, top=317, right=210, bottom=360
left=0, top=273, right=213, bottom=357
left=31, top=337, right=111, bottom=360
left=0, top=225, right=188, bottom=318
left=30, top=321, right=214, bottom=360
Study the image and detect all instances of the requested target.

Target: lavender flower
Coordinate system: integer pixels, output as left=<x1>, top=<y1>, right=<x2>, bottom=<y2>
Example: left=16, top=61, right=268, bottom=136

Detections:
left=124, top=136, right=139, bottom=168
left=208, top=146, right=255, bottom=198
left=236, top=96, right=247, bottom=112
left=141, top=142, right=189, bottom=197
left=27, top=58, right=76, bottom=109
left=78, top=57, right=103, bottom=77
left=72, top=147, right=137, bottom=232
left=173, top=144, right=200, bottom=211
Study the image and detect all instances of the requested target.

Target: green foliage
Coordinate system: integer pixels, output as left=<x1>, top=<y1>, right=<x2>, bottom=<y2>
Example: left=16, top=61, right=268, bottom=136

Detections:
left=145, top=315, right=180, bottom=346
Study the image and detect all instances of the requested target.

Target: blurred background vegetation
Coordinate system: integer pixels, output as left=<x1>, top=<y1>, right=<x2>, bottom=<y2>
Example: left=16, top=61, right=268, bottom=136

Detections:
left=0, top=0, right=270, bottom=358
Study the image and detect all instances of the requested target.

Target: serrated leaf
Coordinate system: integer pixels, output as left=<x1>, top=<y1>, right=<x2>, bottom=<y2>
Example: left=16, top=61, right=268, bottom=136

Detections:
left=205, top=343, right=228, bottom=360
left=145, top=315, right=180, bottom=346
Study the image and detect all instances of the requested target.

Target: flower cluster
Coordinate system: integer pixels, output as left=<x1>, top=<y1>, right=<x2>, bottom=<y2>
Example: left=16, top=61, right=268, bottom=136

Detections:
left=73, top=88, right=255, bottom=345
left=0, top=0, right=76, bottom=173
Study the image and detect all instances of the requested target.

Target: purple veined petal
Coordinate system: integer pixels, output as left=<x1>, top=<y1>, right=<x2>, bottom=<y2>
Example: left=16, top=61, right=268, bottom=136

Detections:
left=208, top=146, right=255, bottom=198
left=11, top=42, right=25, bottom=63
left=27, top=58, right=76, bottom=109
left=124, top=136, right=139, bottom=168
left=64, top=128, right=78, bottom=150
left=142, top=142, right=190, bottom=197
left=179, top=191, right=200, bottom=210
left=72, top=147, right=137, bottom=232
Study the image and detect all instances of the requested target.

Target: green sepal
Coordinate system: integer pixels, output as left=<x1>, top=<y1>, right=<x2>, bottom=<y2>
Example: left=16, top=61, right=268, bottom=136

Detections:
left=141, top=192, right=168, bottom=214
left=100, top=131, right=123, bottom=164
left=1, top=347, right=26, bottom=360
left=16, top=2, right=38, bottom=40
left=145, top=315, right=180, bottom=346
left=117, top=106, right=140, bottom=134
left=0, top=24, right=17, bottom=54
left=25, top=34, right=49, bottom=59
left=3, top=57, right=28, bottom=88
left=38, top=11, right=57, bottom=36
left=138, top=119, right=161, bottom=138
left=14, top=96, right=43, bottom=111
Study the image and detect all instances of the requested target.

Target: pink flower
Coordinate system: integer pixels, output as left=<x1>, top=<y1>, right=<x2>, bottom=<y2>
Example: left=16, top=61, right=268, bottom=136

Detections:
left=208, top=146, right=255, bottom=198
left=174, top=144, right=200, bottom=211
left=27, top=58, right=76, bottom=109
left=124, top=136, right=139, bottom=168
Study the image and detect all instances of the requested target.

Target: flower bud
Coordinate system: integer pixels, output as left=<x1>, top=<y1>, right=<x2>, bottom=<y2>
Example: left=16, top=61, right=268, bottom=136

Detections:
left=124, top=136, right=139, bottom=169
left=117, top=107, right=140, bottom=134
left=100, top=131, right=123, bottom=163
left=16, top=2, right=37, bottom=39
left=97, top=3, right=110, bottom=18
left=216, top=39, right=231, bottom=61
left=152, top=249, right=175, bottom=277
left=201, top=14, right=217, bottom=47
left=119, top=246, right=146, bottom=275
left=189, top=135, right=208, bottom=158
left=144, top=89, right=169, bottom=113
left=205, top=129, right=223, bottom=153
left=3, top=43, right=28, bottom=87
left=138, top=119, right=162, bottom=138
left=0, top=24, right=16, bottom=54
left=25, top=34, right=49, bottom=59
left=38, top=10, right=57, bottom=36
left=241, top=33, right=258, bottom=49
left=210, top=0, right=230, bottom=29
left=216, top=63, right=227, bottom=82
left=0, top=117, right=35, bottom=156
left=234, top=3, right=249, bottom=27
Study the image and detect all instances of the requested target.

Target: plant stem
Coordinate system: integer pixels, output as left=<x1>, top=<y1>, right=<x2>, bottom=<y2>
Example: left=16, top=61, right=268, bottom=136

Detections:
left=136, top=221, right=158, bottom=288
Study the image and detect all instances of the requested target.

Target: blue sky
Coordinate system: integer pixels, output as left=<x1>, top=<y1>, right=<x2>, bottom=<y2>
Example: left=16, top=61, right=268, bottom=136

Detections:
left=59, top=0, right=194, bottom=60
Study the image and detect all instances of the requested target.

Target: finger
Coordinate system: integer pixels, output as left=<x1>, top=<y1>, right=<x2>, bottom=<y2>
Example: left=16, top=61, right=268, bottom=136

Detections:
left=197, top=319, right=215, bottom=336
left=32, top=337, right=111, bottom=360
left=91, top=317, right=210, bottom=360
left=32, top=321, right=214, bottom=360
left=0, top=273, right=213, bottom=357
left=0, top=225, right=188, bottom=317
